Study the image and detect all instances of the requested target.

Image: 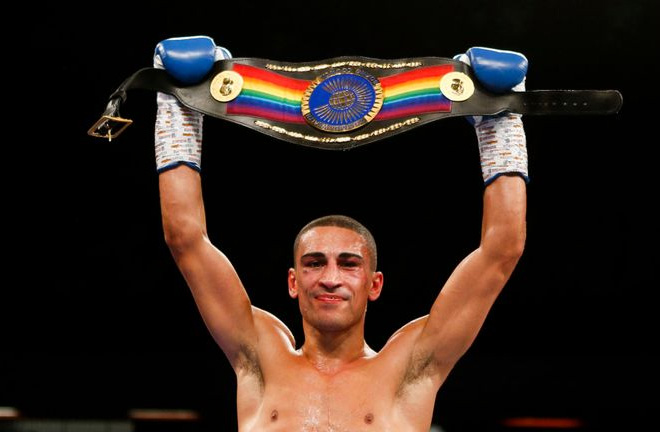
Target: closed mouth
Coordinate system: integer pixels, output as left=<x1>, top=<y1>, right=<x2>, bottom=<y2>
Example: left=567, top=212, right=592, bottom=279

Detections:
left=315, top=294, right=345, bottom=303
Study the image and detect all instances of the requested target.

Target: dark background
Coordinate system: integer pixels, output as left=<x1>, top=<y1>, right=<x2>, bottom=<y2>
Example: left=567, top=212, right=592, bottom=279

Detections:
left=5, top=0, right=657, bottom=430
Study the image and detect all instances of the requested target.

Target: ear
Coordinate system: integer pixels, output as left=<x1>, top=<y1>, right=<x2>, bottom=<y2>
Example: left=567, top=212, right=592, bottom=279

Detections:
left=288, top=267, right=298, bottom=298
left=368, top=271, right=384, bottom=301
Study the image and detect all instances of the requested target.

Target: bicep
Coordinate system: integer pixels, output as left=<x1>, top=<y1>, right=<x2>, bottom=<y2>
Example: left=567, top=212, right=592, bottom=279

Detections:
left=174, top=236, right=257, bottom=366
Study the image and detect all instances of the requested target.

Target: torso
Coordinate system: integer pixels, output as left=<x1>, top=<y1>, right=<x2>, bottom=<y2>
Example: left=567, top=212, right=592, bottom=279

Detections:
left=236, top=309, right=444, bottom=432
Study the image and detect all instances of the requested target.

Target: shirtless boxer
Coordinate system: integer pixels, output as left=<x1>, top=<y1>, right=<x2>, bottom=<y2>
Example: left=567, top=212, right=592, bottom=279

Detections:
left=154, top=36, right=528, bottom=431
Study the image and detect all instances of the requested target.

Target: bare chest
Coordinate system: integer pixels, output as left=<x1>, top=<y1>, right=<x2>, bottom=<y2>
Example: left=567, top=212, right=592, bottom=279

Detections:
left=240, top=359, right=410, bottom=432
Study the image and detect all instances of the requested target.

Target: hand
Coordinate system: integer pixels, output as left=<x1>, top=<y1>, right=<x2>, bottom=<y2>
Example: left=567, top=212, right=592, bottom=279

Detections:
left=154, top=35, right=231, bottom=84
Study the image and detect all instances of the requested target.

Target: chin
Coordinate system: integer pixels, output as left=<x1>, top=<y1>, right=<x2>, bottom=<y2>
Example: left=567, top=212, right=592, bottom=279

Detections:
left=315, top=320, right=349, bottom=333
left=308, top=314, right=354, bottom=333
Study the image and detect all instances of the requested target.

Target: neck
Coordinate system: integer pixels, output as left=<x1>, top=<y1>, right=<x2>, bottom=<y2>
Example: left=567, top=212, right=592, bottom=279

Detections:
left=300, top=321, right=374, bottom=373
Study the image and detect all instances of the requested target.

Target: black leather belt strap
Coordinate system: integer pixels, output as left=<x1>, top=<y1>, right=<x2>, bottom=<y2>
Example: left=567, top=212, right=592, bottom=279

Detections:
left=88, top=56, right=623, bottom=150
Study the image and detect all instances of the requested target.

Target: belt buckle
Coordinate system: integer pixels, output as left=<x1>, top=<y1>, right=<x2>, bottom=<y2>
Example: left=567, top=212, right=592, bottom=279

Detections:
left=87, top=115, right=133, bottom=141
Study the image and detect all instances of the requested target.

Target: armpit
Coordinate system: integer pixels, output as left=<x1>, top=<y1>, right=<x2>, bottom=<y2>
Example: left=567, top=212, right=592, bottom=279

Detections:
left=236, top=343, right=264, bottom=390
left=396, top=350, right=440, bottom=397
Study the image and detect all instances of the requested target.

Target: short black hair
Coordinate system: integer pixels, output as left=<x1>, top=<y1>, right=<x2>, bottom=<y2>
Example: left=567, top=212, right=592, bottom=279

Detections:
left=293, top=215, right=377, bottom=270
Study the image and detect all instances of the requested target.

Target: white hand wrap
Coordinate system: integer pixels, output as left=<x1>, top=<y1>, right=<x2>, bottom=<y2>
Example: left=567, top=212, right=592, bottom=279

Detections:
left=476, top=113, right=528, bottom=185
left=154, top=92, right=204, bottom=172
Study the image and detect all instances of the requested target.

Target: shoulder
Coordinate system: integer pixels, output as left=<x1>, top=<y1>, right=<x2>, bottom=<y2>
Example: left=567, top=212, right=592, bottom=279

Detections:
left=233, top=307, right=295, bottom=379
left=384, top=315, right=429, bottom=349
left=370, top=315, right=445, bottom=398
left=373, top=315, right=429, bottom=365
left=252, top=306, right=296, bottom=349
left=380, top=315, right=446, bottom=397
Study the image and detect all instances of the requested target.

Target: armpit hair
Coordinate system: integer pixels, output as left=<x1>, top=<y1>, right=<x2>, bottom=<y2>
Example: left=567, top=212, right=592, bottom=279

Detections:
left=237, top=343, right=264, bottom=390
left=396, top=350, right=438, bottom=397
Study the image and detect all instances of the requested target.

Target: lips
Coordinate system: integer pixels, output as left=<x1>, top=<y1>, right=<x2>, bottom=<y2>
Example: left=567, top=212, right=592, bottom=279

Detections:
left=315, top=294, right=345, bottom=303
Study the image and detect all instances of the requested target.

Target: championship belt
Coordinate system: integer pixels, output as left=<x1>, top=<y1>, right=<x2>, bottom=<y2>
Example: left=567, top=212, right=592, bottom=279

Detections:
left=88, top=56, right=623, bottom=150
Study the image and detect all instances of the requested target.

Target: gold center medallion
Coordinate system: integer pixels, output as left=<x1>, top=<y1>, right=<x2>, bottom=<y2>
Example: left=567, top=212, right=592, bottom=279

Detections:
left=301, top=68, right=383, bottom=133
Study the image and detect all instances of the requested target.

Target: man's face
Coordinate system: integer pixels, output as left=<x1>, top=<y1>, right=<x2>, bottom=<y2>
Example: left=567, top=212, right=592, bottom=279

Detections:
left=288, top=226, right=383, bottom=333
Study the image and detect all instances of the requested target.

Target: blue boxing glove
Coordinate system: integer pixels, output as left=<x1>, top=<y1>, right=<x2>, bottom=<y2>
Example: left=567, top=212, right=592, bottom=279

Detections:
left=153, top=36, right=232, bottom=173
left=155, top=35, right=231, bottom=84
left=455, top=47, right=527, bottom=94
left=454, top=47, right=529, bottom=185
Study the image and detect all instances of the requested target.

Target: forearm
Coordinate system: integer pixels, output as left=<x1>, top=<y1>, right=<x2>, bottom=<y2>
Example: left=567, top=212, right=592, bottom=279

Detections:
left=480, top=175, right=527, bottom=261
left=159, top=166, right=208, bottom=253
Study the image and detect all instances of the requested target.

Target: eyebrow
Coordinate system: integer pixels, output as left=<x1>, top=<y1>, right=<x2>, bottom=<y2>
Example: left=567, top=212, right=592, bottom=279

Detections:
left=338, top=253, right=364, bottom=261
left=300, top=252, right=364, bottom=261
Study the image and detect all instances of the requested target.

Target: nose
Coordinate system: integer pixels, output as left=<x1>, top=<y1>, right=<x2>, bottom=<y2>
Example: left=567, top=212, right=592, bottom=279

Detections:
left=319, top=262, right=342, bottom=290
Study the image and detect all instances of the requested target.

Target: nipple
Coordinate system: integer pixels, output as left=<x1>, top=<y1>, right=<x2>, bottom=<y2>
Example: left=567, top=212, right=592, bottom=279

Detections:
left=271, top=409, right=279, bottom=421
left=364, top=413, right=374, bottom=424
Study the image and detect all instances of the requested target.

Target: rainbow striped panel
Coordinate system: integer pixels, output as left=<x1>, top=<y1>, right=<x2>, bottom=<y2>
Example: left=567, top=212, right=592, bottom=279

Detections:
left=227, top=64, right=309, bottom=124
left=378, top=65, right=454, bottom=120
left=226, top=63, right=454, bottom=124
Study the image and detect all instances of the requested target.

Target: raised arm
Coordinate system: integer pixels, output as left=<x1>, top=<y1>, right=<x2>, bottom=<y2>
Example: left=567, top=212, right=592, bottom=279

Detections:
left=160, top=168, right=257, bottom=367
left=419, top=175, right=526, bottom=369
left=410, top=47, right=530, bottom=377
left=154, top=37, right=257, bottom=369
